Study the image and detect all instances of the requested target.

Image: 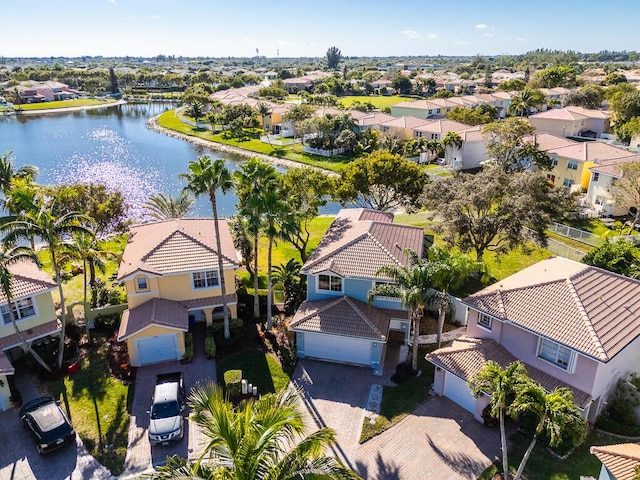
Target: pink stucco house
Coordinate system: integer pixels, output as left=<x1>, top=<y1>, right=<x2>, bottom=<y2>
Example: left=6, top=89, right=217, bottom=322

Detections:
left=426, top=257, right=640, bottom=423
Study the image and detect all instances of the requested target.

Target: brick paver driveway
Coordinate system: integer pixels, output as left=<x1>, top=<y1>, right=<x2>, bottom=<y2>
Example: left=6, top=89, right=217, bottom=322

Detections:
left=292, top=359, right=502, bottom=480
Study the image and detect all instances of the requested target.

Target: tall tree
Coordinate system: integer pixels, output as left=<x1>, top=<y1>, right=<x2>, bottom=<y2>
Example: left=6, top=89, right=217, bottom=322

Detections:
left=609, top=161, right=640, bottom=233
left=108, top=67, right=119, bottom=94
left=581, top=239, right=640, bottom=277
left=468, top=361, right=529, bottom=480
left=228, top=215, right=254, bottom=279
left=256, top=101, right=272, bottom=134
left=272, top=259, right=305, bottom=316
left=180, top=156, right=234, bottom=339
left=507, top=88, right=545, bottom=117
left=326, top=46, right=342, bottom=70
left=0, top=151, right=38, bottom=208
left=422, top=167, right=573, bottom=262
left=442, top=131, right=463, bottom=166
left=483, top=118, right=552, bottom=172
left=335, top=151, right=428, bottom=212
left=368, top=249, right=435, bottom=371
left=142, top=191, right=194, bottom=221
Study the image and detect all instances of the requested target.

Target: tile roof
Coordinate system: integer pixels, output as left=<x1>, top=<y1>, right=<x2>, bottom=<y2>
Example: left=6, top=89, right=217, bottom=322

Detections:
left=413, top=119, right=476, bottom=134
left=290, top=296, right=406, bottom=340
left=0, top=260, right=56, bottom=303
left=523, top=133, right=577, bottom=152
left=117, top=219, right=239, bottom=280
left=591, top=443, right=640, bottom=480
left=529, top=106, right=610, bottom=121
left=590, top=155, right=640, bottom=178
left=301, top=209, right=424, bottom=279
left=0, top=351, right=14, bottom=376
left=547, top=141, right=636, bottom=163
left=0, top=320, right=60, bottom=351
left=379, top=116, right=431, bottom=129
left=426, top=337, right=592, bottom=408
left=118, top=297, right=188, bottom=340
left=463, top=257, right=640, bottom=362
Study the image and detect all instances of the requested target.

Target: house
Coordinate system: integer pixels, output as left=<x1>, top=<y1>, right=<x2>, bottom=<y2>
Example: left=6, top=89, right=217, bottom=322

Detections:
left=587, top=154, right=640, bottom=216
left=116, top=219, right=240, bottom=367
left=378, top=116, right=432, bottom=139
left=528, top=106, right=611, bottom=139
left=290, top=209, right=426, bottom=372
left=591, top=443, right=640, bottom=480
left=0, top=261, right=60, bottom=411
left=427, top=257, right=640, bottom=423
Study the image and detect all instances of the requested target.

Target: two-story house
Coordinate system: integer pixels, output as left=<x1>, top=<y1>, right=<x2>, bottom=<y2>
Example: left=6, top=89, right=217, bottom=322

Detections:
left=528, top=106, right=610, bottom=139
left=116, top=219, right=239, bottom=367
left=427, top=257, right=640, bottom=423
left=290, top=208, right=425, bottom=374
left=586, top=155, right=640, bottom=217
left=0, top=261, right=60, bottom=411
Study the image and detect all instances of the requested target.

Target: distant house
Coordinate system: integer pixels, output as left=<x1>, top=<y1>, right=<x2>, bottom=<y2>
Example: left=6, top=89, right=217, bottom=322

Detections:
left=0, top=261, right=60, bottom=411
left=117, top=219, right=240, bottom=366
left=591, top=443, right=640, bottom=480
left=427, top=257, right=640, bottom=423
left=283, top=77, right=314, bottom=93
left=528, top=106, right=611, bottom=139
left=290, top=209, right=426, bottom=373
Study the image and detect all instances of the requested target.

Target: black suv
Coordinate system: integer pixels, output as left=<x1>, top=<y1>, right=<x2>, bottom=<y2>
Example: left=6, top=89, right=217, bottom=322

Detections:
left=20, top=396, right=76, bottom=454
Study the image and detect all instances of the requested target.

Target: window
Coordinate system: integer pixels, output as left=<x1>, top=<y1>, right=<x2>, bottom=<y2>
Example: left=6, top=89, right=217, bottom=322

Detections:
left=551, top=156, right=558, bottom=167
left=318, top=274, right=342, bottom=292
left=431, top=133, right=439, bottom=140
left=428, top=109, right=433, bottom=115
left=436, top=108, right=441, bottom=114
left=563, top=178, right=574, bottom=188
left=538, top=338, right=574, bottom=371
left=2, top=297, right=37, bottom=324
left=592, top=172, right=599, bottom=182
left=136, top=277, right=148, bottom=291
left=595, top=195, right=605, bottom=206
left=415, top=131, right=423, bottom=138
left=546, top=174, right=556, bottom=184
left=477, top=313, right=492, bottom=330
left=567, top=159, right=578, bottom=170
left=192, top=270, right=219, bottom=289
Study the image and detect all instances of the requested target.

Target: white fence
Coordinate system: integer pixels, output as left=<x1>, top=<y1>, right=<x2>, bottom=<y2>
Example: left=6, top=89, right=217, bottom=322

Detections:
left=302, top=146, right=346, bottom=157
left=545, top=238, right=586, bottom=261
left=550, top=222, right=602, bottom=247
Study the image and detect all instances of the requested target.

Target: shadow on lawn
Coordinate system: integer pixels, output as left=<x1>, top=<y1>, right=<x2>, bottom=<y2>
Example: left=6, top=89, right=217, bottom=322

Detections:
left=216, top=347, right=277, bottom=395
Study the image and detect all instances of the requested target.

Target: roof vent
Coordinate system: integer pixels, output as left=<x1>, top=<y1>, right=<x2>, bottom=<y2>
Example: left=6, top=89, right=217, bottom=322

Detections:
left=394, top=242, right=400, bottom=249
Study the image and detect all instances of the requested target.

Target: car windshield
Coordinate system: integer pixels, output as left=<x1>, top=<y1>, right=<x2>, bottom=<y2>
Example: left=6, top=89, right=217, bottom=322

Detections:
left=151, top=401, right=179, bottom=419
left=30, top=402, right=67, bottom=432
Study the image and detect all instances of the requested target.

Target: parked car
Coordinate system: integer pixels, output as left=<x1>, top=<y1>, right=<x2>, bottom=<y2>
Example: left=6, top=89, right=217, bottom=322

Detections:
left=20, top=396, right=76, bottom=454
left=148, top=372, right=185, bottom=445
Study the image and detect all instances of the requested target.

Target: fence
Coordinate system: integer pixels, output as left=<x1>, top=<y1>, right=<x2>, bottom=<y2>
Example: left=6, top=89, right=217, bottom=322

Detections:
left=302, top=146, right=346, bottom=157
left=545, top=237, right=586, bottom=261
left=549, top=222, right=602, bottom=247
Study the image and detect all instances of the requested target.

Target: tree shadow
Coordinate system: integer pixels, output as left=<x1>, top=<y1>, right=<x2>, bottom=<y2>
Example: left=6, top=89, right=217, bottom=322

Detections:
left=425, top=432, right=498, bottom=477
left=354, top=453, right=400, bottom=480
left=216, top=348, right=277, bottom=395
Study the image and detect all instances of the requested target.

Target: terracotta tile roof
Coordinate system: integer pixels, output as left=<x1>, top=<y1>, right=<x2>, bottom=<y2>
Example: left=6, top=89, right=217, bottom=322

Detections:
left=118, top=297, right=188, bottom=340
left=0, top=320, right=60, bottom=350
left=357, top=113, right=396, bottom=127
left=301, top=209, right=424, bottom=279
left=117, top=219, right=239, bottom=280
left=463, top=257, right=640, bottom=362
left=290, top=297, right=405, bottom=340
left=530, top=106, right=610, bottom=121
left=0, top=261, right=56, bottom=304
left=547, top=142, right=636, bottom=163
left=413, top=119, right=476, bottom=134
left=591, top=443, right=640, bottom=480
left=379, top=116, right=431, bottom=129
left=523, top=133, right=577, bottom=152
left=181, top=293, right=238, bottom=310
left=426, top=337, right=592, bottom=408
left=590, top=155, right=640, bottom=178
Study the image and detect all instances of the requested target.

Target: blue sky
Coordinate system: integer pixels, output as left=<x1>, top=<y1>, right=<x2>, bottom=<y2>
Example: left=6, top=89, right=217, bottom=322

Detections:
left=2, top=0, right=635, bottom=58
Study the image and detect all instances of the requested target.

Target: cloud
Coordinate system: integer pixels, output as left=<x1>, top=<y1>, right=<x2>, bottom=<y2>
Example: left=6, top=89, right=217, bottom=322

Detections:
left=426, top=33, right=439, bottom=40
left=484, top=33, right=495, bottom=37
left=108, top=0, right=116, bottom=4
left=401, top=30, right=422, bottom=40
left=475, top=23, right=489, bottom=29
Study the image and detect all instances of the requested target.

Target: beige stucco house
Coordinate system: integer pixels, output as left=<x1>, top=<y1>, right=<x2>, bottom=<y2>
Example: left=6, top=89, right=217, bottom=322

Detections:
left=117, top=219, right=239, bottom=366
left=528, top=106, right=611, bottom=139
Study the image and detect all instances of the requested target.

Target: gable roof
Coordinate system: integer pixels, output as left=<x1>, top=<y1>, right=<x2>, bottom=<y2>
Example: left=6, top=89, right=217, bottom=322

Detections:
left=529, top=106, right=610, bottom=121
left=426, top=337, right=592, bottom=408
left=463, top=257, right=640, bottom=362
left=301, top=209, right=424, bottom=280
left=0, top=260, right=56, bottom=303
left=379, top=115, right=431, bottom=129
left=523, top=133, right=577, bottom=152
left=117, top=219, right=239, bottom=280
left=290, top=296, right=404, bottom=340
left=118, top=297, right=188, bottom=340
left=591, top=443, right=640, bottom=480
left=590, top=155, right=640, bottom=179
left=546, top=141, right=636, bottom=163
left=413, top=119, right=477, bottom=134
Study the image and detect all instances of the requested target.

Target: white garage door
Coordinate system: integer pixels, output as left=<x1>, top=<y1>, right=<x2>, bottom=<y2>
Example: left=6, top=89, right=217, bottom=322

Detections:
left=443, top=372, right=476, bottom=414
left=136, top=334, right=178, bottom=365
left=303, top=333, right=372, bottom=366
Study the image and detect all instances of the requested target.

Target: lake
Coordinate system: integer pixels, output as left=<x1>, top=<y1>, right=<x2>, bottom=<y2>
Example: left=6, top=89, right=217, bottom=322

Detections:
left=0, top=102, right=339, bottom=219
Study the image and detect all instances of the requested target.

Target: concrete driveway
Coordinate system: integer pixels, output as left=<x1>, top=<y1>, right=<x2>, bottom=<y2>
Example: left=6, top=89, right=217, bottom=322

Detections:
left=292, top=359, right=502, bottom=480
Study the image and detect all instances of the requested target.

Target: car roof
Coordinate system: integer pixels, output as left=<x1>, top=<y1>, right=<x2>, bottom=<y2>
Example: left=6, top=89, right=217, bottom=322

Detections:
left=25, top=400, right=67, bottom=432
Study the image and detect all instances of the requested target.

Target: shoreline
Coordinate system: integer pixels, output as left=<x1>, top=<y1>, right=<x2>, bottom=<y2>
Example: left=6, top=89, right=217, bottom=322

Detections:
left=146, top=114, right=338, bottom=176
left=4, top=99, right=126, bottom=116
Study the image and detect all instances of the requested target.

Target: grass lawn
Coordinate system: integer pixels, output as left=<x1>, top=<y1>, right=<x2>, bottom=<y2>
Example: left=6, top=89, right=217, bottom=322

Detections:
left=216, top=347, right=290, bottom=395
left=338, top=95, right=413, bottom=109
left=49, top=335, right=131, bottom=475
left=156, top=110, right=351, bottom=172
left=360, top=345, right=435, bottom=443
left=479, top=430, right=621, bottom=480
left=18, top=98, right=119, bottom=111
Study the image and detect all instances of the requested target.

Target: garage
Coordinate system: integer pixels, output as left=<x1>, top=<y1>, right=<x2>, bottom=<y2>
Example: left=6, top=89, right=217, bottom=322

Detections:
left=303, top=332, right=372, bottom=366
left=136, top=334, right=178, bottom=365
left=443, top=372, right=476, bottom=414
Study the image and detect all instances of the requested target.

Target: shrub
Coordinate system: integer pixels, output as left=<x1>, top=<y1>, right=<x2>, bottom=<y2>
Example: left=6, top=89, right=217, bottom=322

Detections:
left=277, top=344, right=297, bottom=375
left=214, top=328, right=244, bottom=353
left=390, top=361, right=415, bottom=384
left=182, top=333, right=193, bottom=361
left=206, top=318, right=244, bottom=335
left=205, top=336, right=216, bottom=358
left=94, top=313, right=121, bottom=332
left=481, top=404, right=498, bottom=428
left=224, top=369, right=242, bottom=397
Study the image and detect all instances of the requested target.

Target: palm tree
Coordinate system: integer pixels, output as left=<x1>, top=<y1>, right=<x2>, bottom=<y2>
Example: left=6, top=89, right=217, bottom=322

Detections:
left=509, top=382, right=587, bottom=480
left=368, top=249, right=435, bottom=371
left=468, top=361, right=529, bottom=480
left=272, top=259, right=304, bottom=316
left=228, top=215, right=254, bottom=279
left=178, top=382, right=360, bottom=480
left=180, top=156, right=234, bottom=339
left=508, top=88, right=545, bottom=117
left=1, top=187, right=92, bottom=369
left=442, top=132, right=462, bottom=167
left=0, top=152, right=38, bottom=210
left=425, top=139, right=444, bottom=164
left=256, top=101, right=272, bottom=134
left=428, top=246, right=479, bottom=348
left=142, top=191, right=194, bottom=221
left=235, top=159, right=278, bottom=320
left=0, top=245, right=51, bottom=372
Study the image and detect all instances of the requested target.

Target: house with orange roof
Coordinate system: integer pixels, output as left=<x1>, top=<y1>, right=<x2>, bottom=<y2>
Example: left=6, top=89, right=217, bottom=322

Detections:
left=0, top=261, right=60, bottom=411
left=290, top=209, right=426, bottom=373
left=591, top=443, right=640, bottom=480
left=529, top=106, right=611, bottom=139
left=116, top=219, right=240, bottom=366
left=427, top=257, right=640, bottom=423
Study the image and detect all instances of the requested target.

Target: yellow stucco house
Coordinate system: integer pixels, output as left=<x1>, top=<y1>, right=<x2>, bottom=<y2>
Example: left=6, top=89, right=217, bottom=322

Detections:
left=117, top=219, right=240, bottom=367
left=0, top=261, right=60, bottom=411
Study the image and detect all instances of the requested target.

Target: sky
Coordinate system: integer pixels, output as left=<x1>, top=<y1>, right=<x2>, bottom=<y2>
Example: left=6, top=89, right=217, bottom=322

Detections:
left=2, top=0, right=636, bottom=58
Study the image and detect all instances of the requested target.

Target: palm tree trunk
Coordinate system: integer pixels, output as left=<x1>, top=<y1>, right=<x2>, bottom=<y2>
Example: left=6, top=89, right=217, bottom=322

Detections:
left=500, top=407, right=509, bottom=480
left=513, top=435, right=538, bottom=480
left=253, top=234, right=260, bottom=319
left=52, top=250, right=68, bottom=370
left=210, top=194, right=231, bottom=340
left=436, top=303, right=446, bottom=349
left=412, top=310, right=421, bottom=371
left=83, top=258, right=91, bottom=344
left=7, top=300, right=51, bottom=372
left=89, top=261, right=97, bottom=308
left=266, top=236, right=274, bottom=330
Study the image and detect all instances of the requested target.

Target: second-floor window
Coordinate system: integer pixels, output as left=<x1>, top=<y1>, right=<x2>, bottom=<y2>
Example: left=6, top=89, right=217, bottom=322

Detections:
left=592, top=172, right=600, bottom=182
left=477, top=313, right=492, bottom=330
left=192, top=270, right=219, bottom=289
left=567, top=159, right=578, bottom=170
left=136, top=277, right=149, bottom=291
left=551, top=157, right=558, bottom=167
left=2, top=297, right=37, bottom=325
left=318, top=274, right=342, bottom=292
left=563, top=178, right=574, bottom=188
left=538, top=338, right=574, bottom=371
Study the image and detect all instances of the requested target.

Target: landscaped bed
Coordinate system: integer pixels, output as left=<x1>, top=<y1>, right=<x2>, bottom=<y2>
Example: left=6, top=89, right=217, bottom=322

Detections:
left=216, top=347, right=290, bottom=396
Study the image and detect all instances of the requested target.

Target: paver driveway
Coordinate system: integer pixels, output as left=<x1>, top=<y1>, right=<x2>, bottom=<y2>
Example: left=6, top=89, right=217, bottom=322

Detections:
left=292, top=359, right=502, bottom=480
